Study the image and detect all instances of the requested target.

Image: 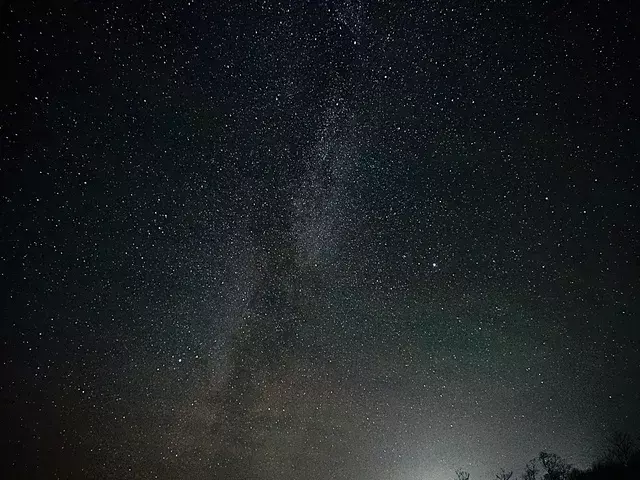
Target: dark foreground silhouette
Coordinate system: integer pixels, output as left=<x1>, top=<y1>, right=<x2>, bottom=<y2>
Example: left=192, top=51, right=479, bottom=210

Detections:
left=455, top=432, right=640, bottom=480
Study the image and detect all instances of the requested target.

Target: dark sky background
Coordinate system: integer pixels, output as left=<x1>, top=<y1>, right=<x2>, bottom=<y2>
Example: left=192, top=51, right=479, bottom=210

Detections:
left=1, top=1, right=638, bottom=479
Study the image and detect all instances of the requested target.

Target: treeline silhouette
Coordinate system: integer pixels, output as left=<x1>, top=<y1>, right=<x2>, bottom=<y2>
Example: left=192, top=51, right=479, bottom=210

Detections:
left=455, top=432, right=640, bottom=480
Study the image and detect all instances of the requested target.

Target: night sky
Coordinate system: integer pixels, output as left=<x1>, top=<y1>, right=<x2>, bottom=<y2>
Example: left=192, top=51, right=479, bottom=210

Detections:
left=1, top=1, right=639, bottom=479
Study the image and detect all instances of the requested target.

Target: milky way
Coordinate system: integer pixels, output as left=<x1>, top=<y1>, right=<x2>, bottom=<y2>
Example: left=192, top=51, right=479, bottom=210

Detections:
left=1, top=1, right=638, bottom=479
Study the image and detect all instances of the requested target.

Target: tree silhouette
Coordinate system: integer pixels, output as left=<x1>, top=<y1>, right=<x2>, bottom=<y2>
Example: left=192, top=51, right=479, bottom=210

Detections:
left=539, top=452, right=571, bottom=480
left=455, top=468, right=470, bottom=480
left=496, top=468, right=513, bottom=480
left=522, top=458, right=539, bottom=480
left=457, top=433, right=639, bottom=480
left=605, top=431, right=635, bottom=467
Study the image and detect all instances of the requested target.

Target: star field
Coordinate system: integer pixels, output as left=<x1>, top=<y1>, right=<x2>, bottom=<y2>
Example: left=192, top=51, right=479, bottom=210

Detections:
left=1, top=1, right=638, bottom=479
